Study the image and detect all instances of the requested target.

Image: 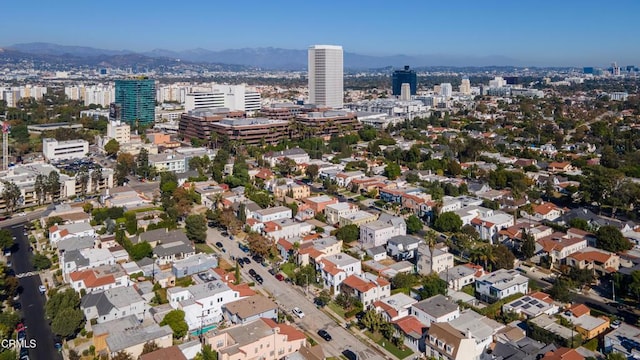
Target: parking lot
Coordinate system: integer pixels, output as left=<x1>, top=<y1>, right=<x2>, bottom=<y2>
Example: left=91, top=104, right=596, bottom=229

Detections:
left=52, top=158, right=101, bottom=174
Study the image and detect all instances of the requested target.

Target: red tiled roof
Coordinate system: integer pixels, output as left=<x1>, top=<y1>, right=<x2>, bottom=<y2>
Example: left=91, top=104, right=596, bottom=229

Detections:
left=533, top=202, right=559, bottom=216
left=319, top=260, right=342, bottom=276
left=393, top=316, right=425, bottom=338
left=212, top=268, right=236, bottom=283
left=246, top=218, right=259, bottom=226
left=228, top=283, right=256, bottom=297
left=49, top=225, right=58, bottom=233
left=568, top=250, right=613, bottom=264
left=530, top=291, right=553, bottom=304
left=373, top=300, right=399, bottom=318
left=139, top=346, right=187, bottom=360
left=537, top=233, right=584, bottom=253
left=342, top=275, right=377, bottom=293
left=542, top=347, right=585, bottom=360
left=471, top=217, right=494, bottom=228
left=262, top=318, right=306, bottom=341
left=277, top=238, right=293, bottom=251
left=69, top=269, right=115, bottom=288
left=567, top=303, right=590, bottom=318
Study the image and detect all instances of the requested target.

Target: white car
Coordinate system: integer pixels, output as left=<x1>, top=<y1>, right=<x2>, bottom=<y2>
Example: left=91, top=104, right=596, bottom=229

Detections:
left=292, top=307, right=305, bottom=319
left=38, top=285, right=47, bottom=294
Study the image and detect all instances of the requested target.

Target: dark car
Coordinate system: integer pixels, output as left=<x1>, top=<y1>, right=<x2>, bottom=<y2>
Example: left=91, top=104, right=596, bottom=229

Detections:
left=17, top=330, right=26, bottom=341
left=313, top=297, right=326, bottom=307
left=317, top=329, right=332, bottom=341
left=242, top=257, right=251, bottom=264
left=239, top=244, right=250, bottom=253
left=221, top=231, right=229, bottom=237
left=252, top=254, right=263, bottom=263
left=12, top=302, right=21, bottom=310
left=254, top=275, right=263, bottom=284
left=208, top=222, right=216, bottom=228
left=215, top=242, right=224, bottom=248
left=343, top=350, right=358, bottom=360
left=268, top=268, right=276, bottom=276
left=248, top=269, right=257, bottom=277
left=19, top=347, right=28, bottom=358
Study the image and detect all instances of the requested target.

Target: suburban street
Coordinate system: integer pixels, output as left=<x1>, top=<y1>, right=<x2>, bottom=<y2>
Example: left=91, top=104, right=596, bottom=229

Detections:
left=9, top=223, right=61, bottom=360
left=205, top=227, right=385, bottom=360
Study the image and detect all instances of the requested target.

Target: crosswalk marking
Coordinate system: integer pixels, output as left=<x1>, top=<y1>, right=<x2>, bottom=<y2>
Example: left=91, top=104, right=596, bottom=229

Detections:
left=15, top=271, right=40, bottom=278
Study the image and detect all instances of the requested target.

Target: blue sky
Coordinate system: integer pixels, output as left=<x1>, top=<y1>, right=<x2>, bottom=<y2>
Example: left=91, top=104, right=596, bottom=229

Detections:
left=1, top=0, right=639, bottom=66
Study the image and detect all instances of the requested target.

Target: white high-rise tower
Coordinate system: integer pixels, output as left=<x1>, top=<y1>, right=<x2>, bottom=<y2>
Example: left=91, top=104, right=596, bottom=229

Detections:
left=308, top=45, right=344, bottom=109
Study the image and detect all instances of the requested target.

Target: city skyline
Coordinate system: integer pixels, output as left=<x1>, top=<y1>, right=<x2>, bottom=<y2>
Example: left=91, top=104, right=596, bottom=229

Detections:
left=1, top=0, right=639, bottom=66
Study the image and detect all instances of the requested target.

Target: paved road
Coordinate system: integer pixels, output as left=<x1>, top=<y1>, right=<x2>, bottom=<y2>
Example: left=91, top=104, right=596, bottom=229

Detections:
left=9, top=223, right=61, bottom=360
left=206, top=227, right=384, bottom=360
left=0, top=206, right=52, bottom=229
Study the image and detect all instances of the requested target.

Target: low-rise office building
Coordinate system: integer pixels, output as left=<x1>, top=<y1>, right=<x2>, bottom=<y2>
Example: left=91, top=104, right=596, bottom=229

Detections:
left=43, top=138, right=89, bottom=161
left=210, top=118, right=290, bottom=146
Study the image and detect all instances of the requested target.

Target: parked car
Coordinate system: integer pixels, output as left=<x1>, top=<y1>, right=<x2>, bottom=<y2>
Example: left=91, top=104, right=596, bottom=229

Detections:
left=248, top=269, right=257, bottom=277
left=215, top=242, right=224, bottom=248
left=268, top=268, right=276, bottom=276
left=611, top=319, right=621, bottom=328
left=275, top=274, right=285, bottom=281
left=242, top=257, right=251, bottom=264
left=317, top=329, right=332, bottom=341
left=343, top=350, right=358, bottom=360
left=238, top=244, right=250, bottom=253
left=292, top=307, right=305, bottom=319
left=38, top=285, right=46, bottom=294
left=17, top=330, right=26, bottom=341
left=254, top=275, right=263, bottom=284
left=313, top=297, right=326, bottom=308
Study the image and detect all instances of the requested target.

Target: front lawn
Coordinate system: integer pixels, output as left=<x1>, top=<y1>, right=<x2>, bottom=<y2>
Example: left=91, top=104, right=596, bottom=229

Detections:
left=365, top=331, right=414, bottom=359
left=328, top=301, right=346, bottom=318
left=195, top=243, right=214, bottom=254
left=281, top=262, right=296, bottom=278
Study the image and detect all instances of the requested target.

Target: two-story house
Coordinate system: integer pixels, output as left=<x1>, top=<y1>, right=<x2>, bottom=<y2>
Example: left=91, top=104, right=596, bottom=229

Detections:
left=338, top=210, right=377, bottom=227
left=537, top=233, right=588, bottom=265
left=50, top=222, right=95, bottom=244
left=425, top=322, right=479, bottom=360
left=81, top=286, right=146, bottom=323
left=359, top=214, right=406, bottom=248
left=566, top=247, right=620, bottom=275
left=317, top=253, right=361, bottom=294
left=373, top=293, right=417, bottom=322
left=340, top=272, right=390, bottom=307
left=475, top=269, right=529, bottom=303
left=410, top=294, right=460, bottom=327
left=63, top=248, right=116, bottom=282
left=167, top=280, right=241, bottom=330
left=324, top=202, right=358, bottom=225
left=386, top=235, right=421, bottom=261
left=69, top=264, right=130, bottom=294
left=273, top=182, right=310, bottom=200
left=252, top=206, right=292, bottom=223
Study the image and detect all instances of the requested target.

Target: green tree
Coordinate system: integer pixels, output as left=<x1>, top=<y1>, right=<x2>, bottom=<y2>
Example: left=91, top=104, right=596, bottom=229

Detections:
left=384, top=162, right=401, bottom=180
left=548, top=277, right=574, bottom=303
left=47, top=171, right=61, bottom=199
left=90, top=167, right=103, bottom=192
left=306, top=164, right=319, bottom=181
left=406, top=215, right=422, bottom=235
left=124, top=211, right=137, bottom=234
left=45, top=288, right=81, bottom=320
left=1, top=181, right=21, bottom=214
left=316, top=290, right=331, bottom=307
left=606, top=353, right=627, bottom=360
left=34, top=174, right=47, bottom=205
left=140, top=341, right=159, bottom=355
left=104, top=139, right=120, bottom=157
left=520, top=229, right=536, bottom=259
left=129, top=242, right=153, bottom=261
left=434, top=212, right=463, bottom=233
left=0, top=230, right=14, bottom=250
left=334, top=224, right=359, bottom=242
left=194, top=344, right=218, bottom=360
left=51, top=307, right=85, bottom=338
left=276, top=158, right=297, bottom=177
left=628, top=270, right=640, bottom=301
left=185, top=215, right=207, bottom=243
left=32, top=253, right=52, bottom=270
left=491, top=244, right=516, bottom=270
left=361, top=310, right=384, bottom=334
left=111, top=351, right=133, bottom=360
left=160, top=310, right=188, bottom=339
left=596, top=225, right=632, bottom=252
left=391, top=272, right=420, bottom=290
left=418, top=273, right=448, bottom=299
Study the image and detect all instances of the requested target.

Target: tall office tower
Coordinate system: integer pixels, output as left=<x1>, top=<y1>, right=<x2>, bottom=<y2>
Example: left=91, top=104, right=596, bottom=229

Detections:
left=114, top=77, right=156, bottom=127
left=392, top=65, right=417, bottom=96
left=459, top=78, right=471, bottom=95
left=400, top=83, right=412, bottom=101
left=440, top=83, right=452, bottom=98
left=611, top=62, right=621, bottom=76
left=308, top=45, right=344, bottom=109
left=185, top=92, right=225, bottom=112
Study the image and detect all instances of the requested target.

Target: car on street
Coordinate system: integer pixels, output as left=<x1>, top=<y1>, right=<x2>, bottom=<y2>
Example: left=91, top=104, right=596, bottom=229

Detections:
left=215, top=242, right=224, bottom=248
left=242, top=257, right=251, bottom=264
left=248, top=269, right=257, bottom=277
left=268, top=268, right=276, bottom=276
left=275, top=274, right=284, bottom=281
left=17, top=330, right=26, bottom=341
left=254, top=274, right=263, bottom=284
left=16, top=323, right=25, bottom=332
left=221, top=231, right=229, bottom=237
left=292, top=307, right=305, bottom=319
left=611, top=319, right=621, bottom=328
left=343, top=350, right=358, bottom=360
left=238, top=244, right=250, bottom=253
left=12, top=302, right=21, bottom=310
left=313, top=297, right=326, bottom=308
left=317, top=329, right=332, bottom=341
left=38, top=285, right=46, bottom=294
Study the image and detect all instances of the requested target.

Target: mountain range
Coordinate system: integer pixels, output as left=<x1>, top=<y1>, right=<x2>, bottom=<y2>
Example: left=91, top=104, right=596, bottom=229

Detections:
left=3, top=42, right=526, bottom=70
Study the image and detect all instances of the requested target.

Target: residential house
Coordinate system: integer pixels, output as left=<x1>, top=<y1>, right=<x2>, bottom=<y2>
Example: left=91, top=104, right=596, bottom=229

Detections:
left=340, top=273, right=391, bottom=307
left=541, top=348, right=585, bottom=360
left=424, top=322, right=479, bottom=360
left=439, top=264, right=485, bottom=291
left=392, top=315, right=427, bottom=353
left=92, top=316, right=172, bottom=358
left=206, top=318, right=306, bottom=360
left=273, top=182, right=310, bottom=200
left=49, top=222, right=95, bottom=243
left=81, top=286, right=147, bottom=323
left=167, top=280, right=241, bottom=330
left=471, top=211, right=515, bottom=243
left=335, top=171, right=365, bottom=188
left=338, top=210, right=377, bottom=227
left=171, top=253, right=219, bottom=278
left=401, top=192, right=435, bottom=217
left=373, top=293, right=417, bottom=322
left=105, top=321, right=173, bottom=359
left=547, top=162, right=573, bottom=173
left=386, top=235, right=421, bottom=261
left=524, top=201, right=565, bottom=222
left=318, top=253, right=362, bottom=294
left=415, top=243, right=454, bottom=275
left=263, top=219, right=312, bottom=241
left=296, top=237, right=342, bottom=267
left=566, top=247, right=620, bottom=275
left=365, top=246, right=387, bottom=262
left=102, top=185, right=152, bottom=210
left=139, top=346, right=188, bottom=360
left=324, top=202, right=358, bottom=225
left=69, top=264, right=130, bottom=294
left=153, top=240, right=196, bottom=266
left=502, top=291, right=559, bottom=318
left=448, top=309, right=505, bottom=357
left=222, top=294, right=278, bottom=325
left=475, top=269, right=529, bottom=303
left=537, top=233, right=587, bottom=264
left=380, top=187, right=421, bottom=204
left=263, top=148, right=310, bottom=167
left=137, top=228, right=190, bottom=247
left=302, top=195, right=338, bottom=214
left=252, top=206, right=292, bottom=223
left=359, top=214, right=406, bottom=248
left=561, top=303, right=610, bottom=340
left=604, top=323, right=640, bottom=359
left=410, top=294, right=460, bottom=327
left=62, top=248, right=116, bottom=282
left=56, top=235, right=96, bottom=255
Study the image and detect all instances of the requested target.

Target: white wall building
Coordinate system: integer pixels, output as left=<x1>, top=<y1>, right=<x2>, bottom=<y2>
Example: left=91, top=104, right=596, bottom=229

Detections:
left=308, top=45, right=344, bottom=109
left=252, top=206, right=292, bottom=223
left=359, top=215, right=406, bottom=248
left=184, top=92, right=225, bottom=112
left=210, top=84, right=261, bottom=115
left=475, top=269, right=529, bottom=303
left=42, top=138, right=89, bottom=161
left=106, top=120, right=131, bottom=144
left=167, top=281, right=241, bottom=330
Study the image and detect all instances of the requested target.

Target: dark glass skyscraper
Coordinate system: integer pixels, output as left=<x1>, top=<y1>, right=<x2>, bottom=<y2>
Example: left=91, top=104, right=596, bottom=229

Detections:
left=114, top=77, right=155, bottom=126
left=392, top=65, right=417, bottom=96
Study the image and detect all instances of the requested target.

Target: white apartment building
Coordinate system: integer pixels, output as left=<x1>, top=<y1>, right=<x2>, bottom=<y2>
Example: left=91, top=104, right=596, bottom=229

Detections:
left=359, top=214, right=406, bottom=248
left=106, top=120, right=131, bottom=144
left=252, top=206, right=292, bottom=223
left=184, top=92, right=225, bottom=112
left=167, top=281, right=241, bottom=330
left=324, top=202, right=358, bottom=225
left=148, top=153, right=187, bottom=173
left=42, top=138, right=89, bottom=161
left=308, top=45, right=344, bottom=109
left=318, top=253, right=361, bottom=294
left=440, top=83, right=453, bottom=98
left=210, top=84, right=261, bottom=115
left=411, top=294, right=460, bottom=327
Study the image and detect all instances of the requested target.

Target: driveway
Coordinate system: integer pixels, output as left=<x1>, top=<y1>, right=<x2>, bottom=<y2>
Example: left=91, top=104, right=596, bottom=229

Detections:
left=9, top=223, right=62, bottom=360
left=206, top=227, right=384, bottom=360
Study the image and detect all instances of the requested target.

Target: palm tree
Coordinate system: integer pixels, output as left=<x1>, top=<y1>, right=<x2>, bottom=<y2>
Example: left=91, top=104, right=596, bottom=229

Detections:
left=424, top=230, right=438, bottom=274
